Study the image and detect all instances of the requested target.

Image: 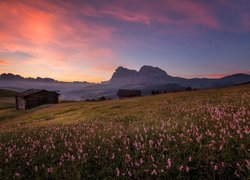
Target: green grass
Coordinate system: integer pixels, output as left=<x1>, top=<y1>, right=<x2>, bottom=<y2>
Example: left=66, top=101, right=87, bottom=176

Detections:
left=0, top=85, right=249, bottom=179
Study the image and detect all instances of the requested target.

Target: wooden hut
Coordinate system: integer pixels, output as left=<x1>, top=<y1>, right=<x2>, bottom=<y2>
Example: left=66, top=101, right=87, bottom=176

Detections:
left=117, top=89, right=141, bottom=99
left=16, top=89, right=60, bottom=110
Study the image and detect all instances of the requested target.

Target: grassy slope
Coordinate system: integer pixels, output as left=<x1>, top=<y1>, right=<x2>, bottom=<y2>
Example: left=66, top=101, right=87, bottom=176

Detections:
left=0, top=85, right=249, bottom=132
left=0, top=89, right=16, bottom=124
left=0, top=89, right=16, bottom=98
left=0, top=85, right=249, bottom=178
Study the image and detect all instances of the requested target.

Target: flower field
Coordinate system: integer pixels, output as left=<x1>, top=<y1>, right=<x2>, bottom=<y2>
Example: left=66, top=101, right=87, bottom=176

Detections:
left=0, top=85, right=249, bottom=179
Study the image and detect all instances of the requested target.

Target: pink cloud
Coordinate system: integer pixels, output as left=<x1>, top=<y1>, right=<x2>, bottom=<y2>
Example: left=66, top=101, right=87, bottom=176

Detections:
left=79, top=0, right=220, bottom=30
left=182, top=70, right=250, bottom=79
left=0, top=0, right=121, bottom=81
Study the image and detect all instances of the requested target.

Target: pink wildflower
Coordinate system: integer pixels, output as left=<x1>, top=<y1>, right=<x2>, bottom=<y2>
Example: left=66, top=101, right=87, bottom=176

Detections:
left=179, top=165, right=184, bottom=172
left=188, top=156, right=192, bottom=162
left=115, top=167, right=120, bottom=177
left=47, top=167, right=53, bottom=173
left=140, top=158, right=144, bottom=164
left=125, top=154, right=131, bottom=163
left=246, top=159, right=250, bottom=169
left=111, top=153, right=115, bottom=160
left=151, top=169, right=157, bottom=175
left=167, top=158, right=172, bottom=168
left=151, top=155, right=155, bottom=162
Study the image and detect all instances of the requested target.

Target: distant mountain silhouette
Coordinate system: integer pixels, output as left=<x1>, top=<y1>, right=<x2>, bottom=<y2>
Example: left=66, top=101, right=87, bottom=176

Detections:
left=109, top=66, right=138, bottom=86
left=0, top=73, right=57, bottom=82
left=0, top=73, right=24, bottom=81
left=0, top=73, right=93, bottom=99
left=0, top=66, right=250, bottom=100
left=109, top=66, right=250, bottom=89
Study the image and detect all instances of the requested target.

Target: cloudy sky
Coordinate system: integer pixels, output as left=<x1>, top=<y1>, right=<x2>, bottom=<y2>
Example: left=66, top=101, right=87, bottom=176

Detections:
left=0, top=0, right=250, bottom=82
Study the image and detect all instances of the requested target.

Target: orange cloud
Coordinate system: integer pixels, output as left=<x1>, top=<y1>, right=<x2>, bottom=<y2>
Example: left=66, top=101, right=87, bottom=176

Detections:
left=0, top=60, right=9, bottom=65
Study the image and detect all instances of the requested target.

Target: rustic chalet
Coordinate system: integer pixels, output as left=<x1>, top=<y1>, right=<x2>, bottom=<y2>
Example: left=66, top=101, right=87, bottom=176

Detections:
left=117, top=89, right=141, bottom=99
left=16, top=89, right=60, bottom=110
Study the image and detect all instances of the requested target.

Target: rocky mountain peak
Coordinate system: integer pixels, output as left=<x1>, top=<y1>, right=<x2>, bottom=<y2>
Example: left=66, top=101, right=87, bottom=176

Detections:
left=139, top=65, right=168, bottom=76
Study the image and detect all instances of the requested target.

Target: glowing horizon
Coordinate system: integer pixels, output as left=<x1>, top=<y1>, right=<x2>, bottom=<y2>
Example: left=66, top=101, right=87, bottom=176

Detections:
left=0, top=0, right=250, bottom=83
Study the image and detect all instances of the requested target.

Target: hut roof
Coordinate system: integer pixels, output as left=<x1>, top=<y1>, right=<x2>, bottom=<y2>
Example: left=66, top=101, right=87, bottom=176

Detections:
left=117, top=89, right=141, bottom=96
left=16, top=89, right=60, bottom=98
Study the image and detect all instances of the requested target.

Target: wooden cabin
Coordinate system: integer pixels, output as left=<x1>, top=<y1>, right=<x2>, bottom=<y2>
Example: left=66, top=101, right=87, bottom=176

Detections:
left=16, top=89, right=60, bottom=110
left=117, top=89, right=141, bottom=99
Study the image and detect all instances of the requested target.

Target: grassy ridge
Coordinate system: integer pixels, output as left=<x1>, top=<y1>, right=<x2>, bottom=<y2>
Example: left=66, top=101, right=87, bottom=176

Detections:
left=0, top=89, right=16, bottom=98
left=0, top=85, right=249, bottom=178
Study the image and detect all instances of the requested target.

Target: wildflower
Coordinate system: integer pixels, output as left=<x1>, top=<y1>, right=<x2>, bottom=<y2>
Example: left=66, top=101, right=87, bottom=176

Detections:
left=150, top=155, right=155, bottom=162
left=125, top=154, right=131, bottom=163
left=140, top=158, right=144, bottom=164
left=179, top=165, right=184, bottom=171
left=128, top=171, right=132, bottom=177
left=111, top=153, right=115, bottom=160
left=35, top=166, right=38, bottom=172
left=135, top=161, right=140, bottom=167
left=15, top=172, right=20, bottom=177
left=115, top=167, right=120, bottom=177
left=186, top=166, right=190, bottom=173
left=214, top=165, right=218, bottom=171
left=167, top=158, right=172, bottom=168
left=151, top=169, right=157, bottom=175
left=47, top=167, right=53, bottom=173
left=188, top=156, right=192, bottom=162
left=149, top=140, right=154, bottom=148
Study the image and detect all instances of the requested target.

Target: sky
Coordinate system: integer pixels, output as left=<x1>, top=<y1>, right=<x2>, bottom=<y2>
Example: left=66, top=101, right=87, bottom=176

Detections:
left=0, top=0, right=250, bottom=82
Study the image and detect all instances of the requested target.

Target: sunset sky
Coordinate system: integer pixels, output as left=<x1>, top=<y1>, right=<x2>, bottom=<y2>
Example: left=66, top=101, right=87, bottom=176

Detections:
left=0, top=0, right=250, bottom=82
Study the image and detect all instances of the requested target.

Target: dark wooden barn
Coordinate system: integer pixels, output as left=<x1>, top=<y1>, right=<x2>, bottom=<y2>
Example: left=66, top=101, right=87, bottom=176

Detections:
left=16, top=89, right=60, bottom=110
left=117, top=89, right=141, bottom=99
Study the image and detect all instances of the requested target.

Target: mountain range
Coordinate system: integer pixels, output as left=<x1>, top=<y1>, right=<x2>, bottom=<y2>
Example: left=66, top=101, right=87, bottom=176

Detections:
left=0, top=65, right=250, bottom=100
left=109, top=65, right=250, bottom=89
left=0, top=73, right=89, bottom=83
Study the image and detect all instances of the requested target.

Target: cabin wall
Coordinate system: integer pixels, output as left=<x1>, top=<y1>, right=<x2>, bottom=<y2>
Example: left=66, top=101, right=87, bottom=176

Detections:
left=25, top=92, right=59, bottom=109
left=118, top=92, right=141, bottom=99
left=118, top=94, right=141, bottom=99
left=16, top=97, right=26, bottom=110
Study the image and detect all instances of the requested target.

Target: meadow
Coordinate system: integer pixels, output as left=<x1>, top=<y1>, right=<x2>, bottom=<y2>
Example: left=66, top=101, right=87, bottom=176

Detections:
left=0, top=85, right=249, bottom=179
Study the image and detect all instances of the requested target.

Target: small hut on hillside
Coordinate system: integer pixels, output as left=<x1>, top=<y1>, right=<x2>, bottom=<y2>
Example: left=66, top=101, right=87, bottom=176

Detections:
left=117, top=89, right=141, bottom=99
left=16, top=89, right=60, bottom=110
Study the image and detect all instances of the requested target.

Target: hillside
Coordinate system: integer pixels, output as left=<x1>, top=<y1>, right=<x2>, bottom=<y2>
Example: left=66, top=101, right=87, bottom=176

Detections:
left=0, top=85, right=249, bottom=178
left=0, top=89, right=16, bottom=98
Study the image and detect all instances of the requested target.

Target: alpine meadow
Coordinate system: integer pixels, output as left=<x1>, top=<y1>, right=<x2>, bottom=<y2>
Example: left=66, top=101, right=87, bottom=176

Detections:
left=0, top=85, right=249, bottom=179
